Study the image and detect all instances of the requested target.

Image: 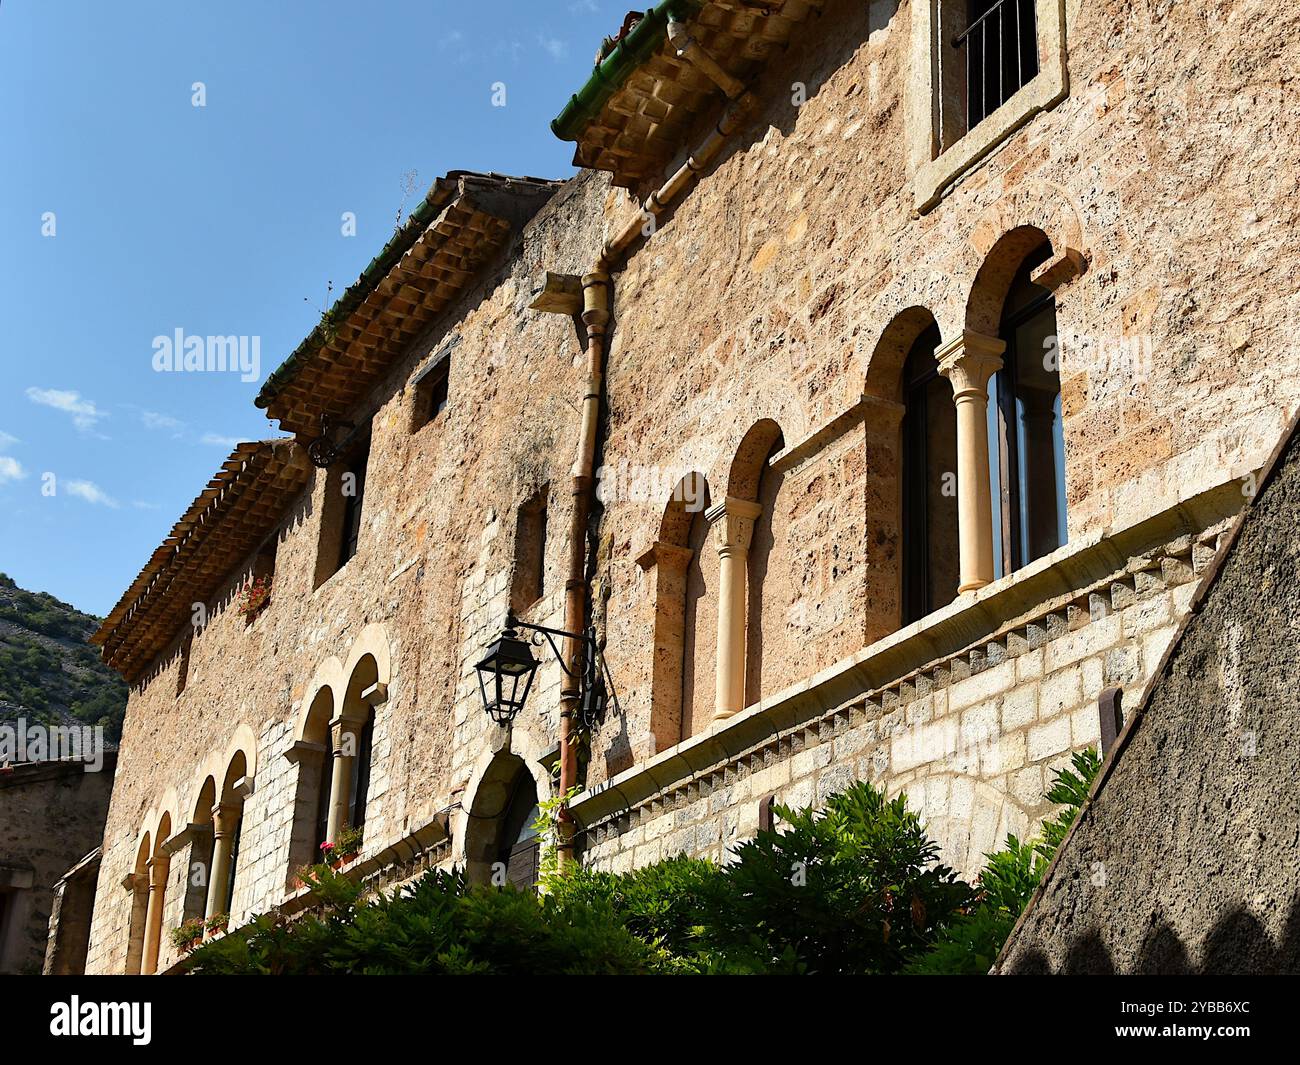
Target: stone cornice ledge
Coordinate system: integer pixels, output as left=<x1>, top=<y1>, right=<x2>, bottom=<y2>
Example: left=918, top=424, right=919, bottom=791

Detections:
left=571, top=475, right=1247, bottom=829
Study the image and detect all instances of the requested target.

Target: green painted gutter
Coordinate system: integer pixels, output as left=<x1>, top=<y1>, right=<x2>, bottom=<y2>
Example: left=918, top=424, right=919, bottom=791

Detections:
left=255, top=176, right=460, bottom=411
left=551, top=0, right=702, bottom=143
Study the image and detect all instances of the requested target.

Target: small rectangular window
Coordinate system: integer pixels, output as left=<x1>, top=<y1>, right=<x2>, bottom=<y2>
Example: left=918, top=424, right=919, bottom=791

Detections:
left=315, top=430, right=372, bottom=588
left=411, top=339, right=457, bottom=432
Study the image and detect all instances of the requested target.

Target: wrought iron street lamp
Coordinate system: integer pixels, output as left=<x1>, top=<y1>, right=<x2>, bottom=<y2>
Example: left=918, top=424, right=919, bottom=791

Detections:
left=474, top=614, right=540, bottom=726
left=475, top=611, right=609, bottom=728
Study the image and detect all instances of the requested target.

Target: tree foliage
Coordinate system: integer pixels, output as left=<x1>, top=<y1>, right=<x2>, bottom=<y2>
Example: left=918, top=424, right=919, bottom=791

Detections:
left=186, top=756, right=1101, bottom=976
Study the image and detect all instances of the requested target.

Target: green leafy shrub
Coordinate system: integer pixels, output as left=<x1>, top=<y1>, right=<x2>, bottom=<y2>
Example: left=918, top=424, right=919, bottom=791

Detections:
left=184, top=755, right=1101, bottom=977
left=184, top=868, right=671, bottom=975
left=701, top=782, right=975, bottom=974
left=544, top=854, right=718, bottom=960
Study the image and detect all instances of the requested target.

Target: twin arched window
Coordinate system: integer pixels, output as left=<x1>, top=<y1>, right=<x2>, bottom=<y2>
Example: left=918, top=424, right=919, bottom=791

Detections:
left=902, top=237, right=1067, bottom=624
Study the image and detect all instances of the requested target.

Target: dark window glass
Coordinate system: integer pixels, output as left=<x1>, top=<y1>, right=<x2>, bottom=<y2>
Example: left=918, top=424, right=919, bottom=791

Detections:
left=426, top=362, right=449, bottom=423
left=337, top=438, right=370, bottom=569
left=347, top=715, right=374, bottom=833
left=497, top=772, right=540, bottom=891
left=314, top=732, right=333, bottom=853
left=989, top=241, right=1068, bottom=574
left=901, top=323, right=961, bottom=624
left=961, top=0, right=1039, bottom=131
left=175, top=634, right=193, bottom=698
left=223, top=814, right=242, bottom=914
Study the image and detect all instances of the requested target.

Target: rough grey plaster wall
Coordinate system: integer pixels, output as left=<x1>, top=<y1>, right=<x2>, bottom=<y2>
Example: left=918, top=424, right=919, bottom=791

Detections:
left=997, top=425, right=1300, bottom=974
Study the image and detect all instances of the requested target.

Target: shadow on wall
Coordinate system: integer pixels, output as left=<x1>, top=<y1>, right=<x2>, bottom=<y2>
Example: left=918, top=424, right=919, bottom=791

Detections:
left=1005, top=894, right=1300, bottom=975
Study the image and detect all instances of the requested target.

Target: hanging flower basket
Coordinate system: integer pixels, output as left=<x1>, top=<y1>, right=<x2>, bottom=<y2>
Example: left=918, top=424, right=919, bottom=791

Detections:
left=238, top=575, right=273, bottom=621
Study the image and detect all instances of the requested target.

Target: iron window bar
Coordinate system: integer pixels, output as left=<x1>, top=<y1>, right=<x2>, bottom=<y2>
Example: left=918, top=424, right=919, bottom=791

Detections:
left=953, top=0, right=1039, bottom=134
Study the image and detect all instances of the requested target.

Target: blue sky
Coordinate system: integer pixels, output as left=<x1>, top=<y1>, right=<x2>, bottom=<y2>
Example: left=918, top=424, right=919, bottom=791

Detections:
left=0, top=0, right=620, bottom=616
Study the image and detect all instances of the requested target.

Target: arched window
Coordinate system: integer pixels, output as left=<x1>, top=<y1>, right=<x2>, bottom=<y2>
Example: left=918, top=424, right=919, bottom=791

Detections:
left=182, top=778, right=216, bottom=925
left=463, top=755, right=542, bottom=890
left=902, top=322, right=961, bottom=623
left=124, top=834, right=151, bottom=975
left=681, top=500, right=717, bottom=740
left=987, top=240, right=1067, bottom=575
left=497, top=771, right=540, bottom=891
left=347, top=712, right=374, bottom=833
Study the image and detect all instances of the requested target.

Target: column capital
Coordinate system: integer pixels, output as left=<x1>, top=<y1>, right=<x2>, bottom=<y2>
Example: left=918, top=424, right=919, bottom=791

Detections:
left=329, top=714, right=365, bottom=750
left=211, top=801, right=241, bottom=837
left=706, top=496, right=763, bottom=557
left=146, top=856, right=168, bottom=886
left=120, top=871, right=148, bottom=894
left=937, top=330, right=1005, bottom=398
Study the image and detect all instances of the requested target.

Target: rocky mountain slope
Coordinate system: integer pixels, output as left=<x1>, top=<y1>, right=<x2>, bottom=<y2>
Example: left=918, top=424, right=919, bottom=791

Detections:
left=0, top=573, right=127, bottom=747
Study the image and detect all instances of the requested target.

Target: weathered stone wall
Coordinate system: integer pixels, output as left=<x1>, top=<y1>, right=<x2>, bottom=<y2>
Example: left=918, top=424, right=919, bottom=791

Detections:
left=591, top=0, right=1300, bottom=776
left=85, top=0, right=1300, bottom=971
left=0, top=754, right=114, bottom=974
left=997, top=423, right=1300, bottom=974
left=84, top=174, right=614, bottom=975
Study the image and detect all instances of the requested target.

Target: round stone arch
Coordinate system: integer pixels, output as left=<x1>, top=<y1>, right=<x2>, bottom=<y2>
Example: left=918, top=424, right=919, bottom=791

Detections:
left=658, top=471, right=710, bottom=547
left=153, top=790, right=179, bottom=853
left=341, top=622, right=393, bottom=718
left=960, top=182, right=1088, bottom=336
left=724, top=418, right=785, bottom=503
left=295, top=656, right=345, bottom=745
left=217, top=722, right=259, bottom=795
left=453, top=743, right=551, bottom=886
left=864, top=305, right=942, bottom=403
left=858, top=263, right=965, bottom=374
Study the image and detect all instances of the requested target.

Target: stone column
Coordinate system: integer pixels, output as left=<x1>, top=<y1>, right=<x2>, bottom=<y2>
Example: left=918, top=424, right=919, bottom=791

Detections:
left=938, top=330, right=1005, bottom=593
left=204, top=802, right=240, bottom=921
left=326, top=716, right=363, bottom=843
left=708, top=496, right=763, bottom=721
left=141, top=856, right=168, bottom=975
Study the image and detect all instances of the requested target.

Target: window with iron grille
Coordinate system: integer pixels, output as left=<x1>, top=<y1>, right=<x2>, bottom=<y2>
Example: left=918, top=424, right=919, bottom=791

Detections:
left=956, top=0, right=1040, bottom=132
left=913, top=0, right=1066, bottom=211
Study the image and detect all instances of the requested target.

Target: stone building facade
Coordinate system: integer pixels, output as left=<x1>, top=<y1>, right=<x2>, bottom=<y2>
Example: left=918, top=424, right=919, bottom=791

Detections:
left=0, top=753, right=115, bottom=975
left=78, top=0, right=1298, bottom=973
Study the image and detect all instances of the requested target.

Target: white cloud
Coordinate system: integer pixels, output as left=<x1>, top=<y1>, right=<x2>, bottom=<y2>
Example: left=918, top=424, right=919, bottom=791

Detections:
left=141, top=410, right=184, bottom=432
left=0, top=456, right=26, bottom=484
left=131, top=500, right=163, bottom=510
left=538, top=34, right=568, bottom=61
left=0, top=430, right=18, bottom=448
left=65, top=480, right=120, bottom=508
left=26, top=387, right=107, bottom=433
left=200, top=432, right=243, bottom=448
